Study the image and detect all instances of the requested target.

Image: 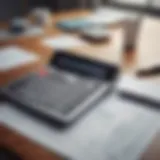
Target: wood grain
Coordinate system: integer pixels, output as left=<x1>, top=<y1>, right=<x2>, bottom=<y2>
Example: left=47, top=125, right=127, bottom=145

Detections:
left=0, top=124, right=65, bottom=160
left=141, top=132, right=160, bottom=160
left=136, top=16, right=160, bottom=71
left=0, top=10, right=125, bottom=87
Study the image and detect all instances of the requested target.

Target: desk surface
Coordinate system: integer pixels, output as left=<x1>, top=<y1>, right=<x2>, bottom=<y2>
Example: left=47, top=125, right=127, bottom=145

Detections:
left=0, top=10, right=160, bottom=160
left=0, top=125, right=65, bottom=160
left=0, top=10, right=124, bottom=86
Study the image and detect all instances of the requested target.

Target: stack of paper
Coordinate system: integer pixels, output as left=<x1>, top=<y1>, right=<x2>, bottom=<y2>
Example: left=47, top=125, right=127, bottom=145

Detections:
left=86, top=7, right=138, bottom=25
left=0, top=93, right=159, bottom=160
left=42, top=35, right=86, bottom=49
left=0, top=46, right=39, bottom=72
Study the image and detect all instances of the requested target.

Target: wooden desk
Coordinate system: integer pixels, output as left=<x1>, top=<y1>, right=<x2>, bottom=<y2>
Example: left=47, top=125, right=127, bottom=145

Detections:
left=0, top=124, right=65, bottom=160
left=0, top=10, right=124, bottom=87
left=0, top=10, right=160, bottom=160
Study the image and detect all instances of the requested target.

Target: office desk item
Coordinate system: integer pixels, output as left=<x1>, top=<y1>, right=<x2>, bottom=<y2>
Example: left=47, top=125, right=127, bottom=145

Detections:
left=0, top=46, right=39, bottom=72
left=85, top=7, right=140, bottom=50
left=86, top=10, right=125, bottom=25
left=0, top=126, right=67, bottom=160
left=9, top=18, right=30, bottom=34
left=29, top=8, right=52, bottom=27
left=0, top=26, right=44, bottom=41
left=81, top=26, right=111, bottom=43
left=86, top=7, right=138, bottom=26
left=0, top=93, right=159, bottom=160
left=136, top=16, right=160, bottom=74
left=118, top=76, right=160, bottom=109
left=56, top=18, right=91, bottom=32
left=1, top=52, right=118, bottom=126
left=56, top=7, right=139, bottom=49
left=42, top=35, right=86, bottom=49
left=137, top=66, right=160, bottom=77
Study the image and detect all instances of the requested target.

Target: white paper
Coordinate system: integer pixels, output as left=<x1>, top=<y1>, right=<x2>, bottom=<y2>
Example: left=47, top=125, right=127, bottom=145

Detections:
left=87, top=13, right=124, bottom=24
left=0, top=26, right=44, bottom=41
left=42, top=35, right=86, bottom=49
left=0, top=96, right=159, bottom=160
left=0, top=46, right=39, bottom=72
left=86, top=7, right=137, bottom=25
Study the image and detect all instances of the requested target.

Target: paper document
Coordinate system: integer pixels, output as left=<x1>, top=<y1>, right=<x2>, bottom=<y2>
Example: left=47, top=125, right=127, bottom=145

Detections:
left=0, top=46, right=39, bottom=72
left=0, top=96, right=159, bottom=160
left=42, top=35, right=86, bottom=49
left=86, top=8, right=137, bottom=25
left=87, top=14, right=125, bottom=24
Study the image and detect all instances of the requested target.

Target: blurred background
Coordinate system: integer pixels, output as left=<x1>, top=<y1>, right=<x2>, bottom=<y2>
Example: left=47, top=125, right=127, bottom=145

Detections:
left=1, top=0, right=160, bottom=21
left=0, top=0, right=160, bottom=160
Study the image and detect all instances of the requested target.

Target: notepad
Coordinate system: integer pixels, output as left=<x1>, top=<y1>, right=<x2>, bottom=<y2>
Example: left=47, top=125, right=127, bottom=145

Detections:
left=42, top=35, right=86, bottom=49
left=0, top=46, right=39, bottom=72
